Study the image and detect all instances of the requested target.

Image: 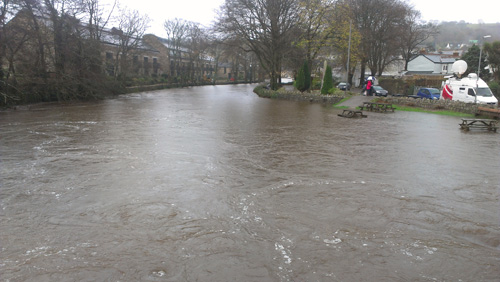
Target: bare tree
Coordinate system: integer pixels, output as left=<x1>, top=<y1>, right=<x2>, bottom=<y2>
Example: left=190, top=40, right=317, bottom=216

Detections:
left=343, top=0, right=409, bottom=83
left=398, top=9, right=438, bottom=71
left=2, top=0, right=66, bottom=101
left=295, top=0, right=334, bottom=71
left=0, top=0, right=23, bottom=103
left=328, top=6, right=362, bottom=85
left=1, top=0, right=16, bottom=77
left=82, top=0, right=115, bottom=41
left=163, top=18, right=191, bottom=82
left=216, top=0, right=300, bottom=90
left=0, top=0, right=13, bottom=66
left=185, top=23, right=210, bottom=83
left=112, top=7, right=150, bottom=78
left=204, top=34, right=224, bottom=83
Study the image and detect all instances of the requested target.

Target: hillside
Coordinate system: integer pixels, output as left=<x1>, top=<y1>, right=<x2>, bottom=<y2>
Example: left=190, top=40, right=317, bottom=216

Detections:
left=426, top=22, right=500, bottom=51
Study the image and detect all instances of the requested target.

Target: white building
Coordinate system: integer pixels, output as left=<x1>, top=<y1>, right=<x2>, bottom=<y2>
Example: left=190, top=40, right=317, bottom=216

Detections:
left=406, top=54, right=458, bottom=75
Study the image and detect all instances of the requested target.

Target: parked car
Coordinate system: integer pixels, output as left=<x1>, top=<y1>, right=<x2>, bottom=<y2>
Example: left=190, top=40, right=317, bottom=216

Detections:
left=337, top=82, right=351, bottom=91
left=416, top=87, right=440, bottom=100
left=372, top=85, right=388, bottom=97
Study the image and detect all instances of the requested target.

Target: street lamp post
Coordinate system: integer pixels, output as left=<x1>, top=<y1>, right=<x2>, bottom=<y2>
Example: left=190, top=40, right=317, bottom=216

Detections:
left=477, top=35, right=491, bottom=78
left=476, top=35, right=491, bottom=103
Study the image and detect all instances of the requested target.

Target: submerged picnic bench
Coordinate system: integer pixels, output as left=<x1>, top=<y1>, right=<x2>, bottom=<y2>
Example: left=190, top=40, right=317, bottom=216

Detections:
left=459, top=119, right=498, bottom=132
left=359, top=102, right=395, bottom=112
left=338, top=109, right=367, bottom=118
left=476, top=106, right=500, bottom=119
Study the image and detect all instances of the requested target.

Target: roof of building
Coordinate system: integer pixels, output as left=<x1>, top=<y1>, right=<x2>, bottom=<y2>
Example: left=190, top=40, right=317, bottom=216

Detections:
left=9, top=8, right=159, bottom=54
left=100, top=29, right=159, bottom=53
left=404, top=71, right=444, bottom=76
left=411, top=54, right=457, bottom=64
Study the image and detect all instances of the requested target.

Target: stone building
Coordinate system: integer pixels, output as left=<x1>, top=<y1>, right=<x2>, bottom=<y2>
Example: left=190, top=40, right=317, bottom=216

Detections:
left=143, top=34, right=238, bottom=83
left=2, top=8, right=254, bottom=88
left=101, top=30, right=162, bottom=78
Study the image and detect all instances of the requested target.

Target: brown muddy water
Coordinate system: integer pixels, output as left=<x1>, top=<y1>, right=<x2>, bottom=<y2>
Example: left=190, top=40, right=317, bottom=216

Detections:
left=1, top=84, right=499, bottom=281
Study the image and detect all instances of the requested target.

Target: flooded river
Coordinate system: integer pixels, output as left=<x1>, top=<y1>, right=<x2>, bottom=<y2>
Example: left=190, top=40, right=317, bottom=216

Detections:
left=1, top=84, right=499, bottom=281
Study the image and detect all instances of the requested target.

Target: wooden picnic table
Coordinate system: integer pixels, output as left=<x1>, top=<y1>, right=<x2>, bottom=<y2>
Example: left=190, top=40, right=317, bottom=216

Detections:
left=359, top=102, right=395, bottom=112
left=476, top=106, right=500, bottom=119
left=459, top=118, right=498, bottom=132
left=338, top=109, right=367, bottom=118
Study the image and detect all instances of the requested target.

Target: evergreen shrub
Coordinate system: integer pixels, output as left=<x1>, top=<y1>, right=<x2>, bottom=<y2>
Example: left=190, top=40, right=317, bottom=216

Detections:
left=321, top=66, right=333, bottom=94
left=295, top=61, right=310, bottom=92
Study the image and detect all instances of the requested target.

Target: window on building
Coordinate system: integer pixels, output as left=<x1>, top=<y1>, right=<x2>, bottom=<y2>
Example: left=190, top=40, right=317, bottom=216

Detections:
left=153, top=57, right=158, bottom=75
left=143, top=56, right=150, bottom=75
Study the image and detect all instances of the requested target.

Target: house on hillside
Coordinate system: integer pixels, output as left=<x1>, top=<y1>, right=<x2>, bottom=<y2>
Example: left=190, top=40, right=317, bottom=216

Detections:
left=406, top=53, right=460, bottom=75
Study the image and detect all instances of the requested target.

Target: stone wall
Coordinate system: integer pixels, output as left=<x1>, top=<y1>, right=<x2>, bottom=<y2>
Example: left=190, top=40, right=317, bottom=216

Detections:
left=254, top=87, right=345, bottom=104
left=379, top=97, right=480, bottom=114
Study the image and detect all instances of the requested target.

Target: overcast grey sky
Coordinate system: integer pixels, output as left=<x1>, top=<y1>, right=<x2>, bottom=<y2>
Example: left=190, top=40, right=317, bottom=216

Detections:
left=106, top=0, right=499, bottom=35
left=410, top=0, right=498, bottom=24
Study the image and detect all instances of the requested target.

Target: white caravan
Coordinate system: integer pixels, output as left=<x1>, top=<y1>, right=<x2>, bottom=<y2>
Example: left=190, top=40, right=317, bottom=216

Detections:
left=441, top=60, right=498, bottom=106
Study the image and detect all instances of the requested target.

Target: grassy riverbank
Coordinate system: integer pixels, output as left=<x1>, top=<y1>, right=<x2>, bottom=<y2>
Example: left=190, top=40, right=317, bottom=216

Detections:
left=391, top=104, right=475, bottom=117
left=255, top=85, right=480, bottom=118
left=367, top=96, right=477, bottom=117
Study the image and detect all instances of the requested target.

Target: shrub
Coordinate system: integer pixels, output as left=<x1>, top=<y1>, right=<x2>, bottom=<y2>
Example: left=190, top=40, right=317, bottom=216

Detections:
left=304, top=62, right=311, bottom=90
left=321, top=65, right=333, bottom=94
left=295, top=60, right=310, bottom=92
left=407, top=85, right=415, bottom=96
left=295, top=64, right=306, bottom=92
left=328, top=87, right=342, bottom=95
left=312, top=77, right=322, bottom=90
left=488, top=81, right=500, bottom=99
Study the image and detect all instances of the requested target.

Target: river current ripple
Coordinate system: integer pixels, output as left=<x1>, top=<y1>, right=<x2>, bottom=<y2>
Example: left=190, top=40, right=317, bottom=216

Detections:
left=1, top=84, right=499, bottom=281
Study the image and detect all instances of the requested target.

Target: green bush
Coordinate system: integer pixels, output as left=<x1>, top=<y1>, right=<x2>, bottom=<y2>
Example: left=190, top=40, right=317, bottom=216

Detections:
left=295, top=60, right=310, bottom=92
left=407, top=85, right=415, bottom=96
left=304, top=62, right=311, bottom=90
left=295, top=65, right=306, bottom=91
left=321, top=66, right=333, bottom=94
left=328, top=87, right=342, bottom=95
left=488, top=81, right=500, bottom=99
left=312, top=77, right=322, bottom=90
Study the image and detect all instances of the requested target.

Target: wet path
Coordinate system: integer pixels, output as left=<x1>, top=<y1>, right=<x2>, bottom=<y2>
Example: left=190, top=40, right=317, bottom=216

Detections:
left=1, top=84, right=499, bottom=281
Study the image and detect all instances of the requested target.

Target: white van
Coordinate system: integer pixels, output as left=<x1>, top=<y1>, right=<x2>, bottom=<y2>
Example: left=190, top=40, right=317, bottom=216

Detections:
left=441, top=61, right=498, bottom=106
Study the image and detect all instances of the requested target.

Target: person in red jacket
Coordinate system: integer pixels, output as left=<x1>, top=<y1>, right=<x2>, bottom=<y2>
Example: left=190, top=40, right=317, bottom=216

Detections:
left=366, top=77, right=373, bottom=96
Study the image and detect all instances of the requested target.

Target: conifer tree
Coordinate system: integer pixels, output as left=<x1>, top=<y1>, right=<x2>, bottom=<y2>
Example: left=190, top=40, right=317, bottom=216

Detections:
left=296, top=65, right=305, bottom=92
left=304, top=61, right=311, bottom=91
left=296, top=61, right=310, bottom=92
left=321, top=65, right=333, bottom=94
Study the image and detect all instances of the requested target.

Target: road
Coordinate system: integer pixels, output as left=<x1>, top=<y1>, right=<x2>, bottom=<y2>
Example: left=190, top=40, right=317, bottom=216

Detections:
left=338, top=91, right=373, bottom=108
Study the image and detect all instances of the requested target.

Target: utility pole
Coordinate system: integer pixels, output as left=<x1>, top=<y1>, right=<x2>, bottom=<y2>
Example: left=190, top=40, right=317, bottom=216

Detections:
left=476, top=35, right=491, bottom=103
left=346, top=20, right=352, bottom=89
